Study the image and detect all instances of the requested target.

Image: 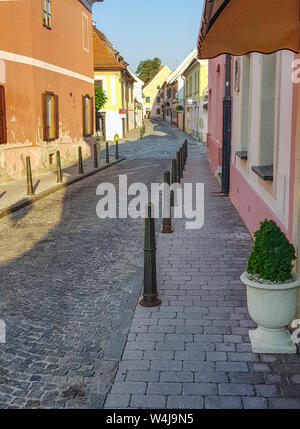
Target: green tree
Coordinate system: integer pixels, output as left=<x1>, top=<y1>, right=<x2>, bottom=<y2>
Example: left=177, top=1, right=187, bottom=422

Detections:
left=95, top=87, right=108, bottom=111
left=136, top=58, right=161, bottom=83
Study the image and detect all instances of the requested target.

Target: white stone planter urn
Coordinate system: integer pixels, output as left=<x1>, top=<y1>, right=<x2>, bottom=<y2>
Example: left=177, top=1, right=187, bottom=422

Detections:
left=240, top=272, right=300, bottom=354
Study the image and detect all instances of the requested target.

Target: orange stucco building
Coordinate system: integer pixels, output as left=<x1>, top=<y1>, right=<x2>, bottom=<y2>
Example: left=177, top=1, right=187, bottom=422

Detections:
left=0, top=0, right=102, bottom=183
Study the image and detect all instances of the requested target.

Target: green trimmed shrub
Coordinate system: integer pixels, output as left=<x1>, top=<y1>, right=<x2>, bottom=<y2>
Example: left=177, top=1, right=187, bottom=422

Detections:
left=247, top=219, right=296, bottom=282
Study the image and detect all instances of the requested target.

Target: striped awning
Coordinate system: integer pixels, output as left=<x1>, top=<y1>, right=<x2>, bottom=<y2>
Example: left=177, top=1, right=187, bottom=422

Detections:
left=198, top=0, right=300, bottom=59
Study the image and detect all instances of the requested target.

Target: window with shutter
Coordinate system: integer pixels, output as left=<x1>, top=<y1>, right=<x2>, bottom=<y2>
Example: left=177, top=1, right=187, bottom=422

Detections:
left=42, top=93, right=48, bottom=140
left=42, top=0, right=52, bottom=29
left=90, top=97, right=94, bottom=135
left=82, top=95, right=86, bottom=136
left=0, top=86, right=7, bottom=144
left=42, top=92, right=58, bottom=141
left=54, top=95, right=59, bottom=139
left=82, top=12, right=89, bottom=52
left=82, top=95, right=93, bottom=137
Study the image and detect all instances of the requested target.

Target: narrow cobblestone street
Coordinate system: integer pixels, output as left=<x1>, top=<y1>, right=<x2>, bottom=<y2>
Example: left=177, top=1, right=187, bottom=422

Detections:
left=0, top=120, right=199, bottom=408
left=1, top=120, right=300, bottom=409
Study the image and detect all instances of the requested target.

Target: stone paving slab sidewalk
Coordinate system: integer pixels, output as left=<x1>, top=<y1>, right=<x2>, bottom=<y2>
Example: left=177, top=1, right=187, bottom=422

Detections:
left=104, top=135, right=300, bottom=410
left=0, top=150, right=124, bottom=219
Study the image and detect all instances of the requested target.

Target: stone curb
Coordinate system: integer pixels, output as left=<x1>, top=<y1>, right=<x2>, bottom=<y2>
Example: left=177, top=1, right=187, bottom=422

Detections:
left=0, top=157, right=126, bottom=220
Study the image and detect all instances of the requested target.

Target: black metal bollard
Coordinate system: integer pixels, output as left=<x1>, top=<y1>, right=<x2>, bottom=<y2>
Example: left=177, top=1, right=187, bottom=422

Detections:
left=140, top=202, right=161, bottom=307
left=115, top=139, right=119, bottom=160
left=26, top=156, right=34, bottom=196
left=183, top=141, right=186, bottom=167
left=78, top=146, right=83, bottom=174
left=106, top=141, right=110, bottom=164
left=181, top=144, right=185, bottom=170
left=185, top=141, right=188, bottom=163
left=94, top=143, right=98, bottom=169
left=56, top=151, right=62, bottom=183
left=161, top=171, right=173, bottom=234
left=180, top=147, right=184, bottom=178
left=171, top=159, right=176, bottom=207
left=176, top=151, right=181, bottom=184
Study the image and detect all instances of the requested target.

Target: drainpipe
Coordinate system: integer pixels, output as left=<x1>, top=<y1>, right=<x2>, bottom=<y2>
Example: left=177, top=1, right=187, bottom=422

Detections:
left=222, top=54, right=232, bottom=195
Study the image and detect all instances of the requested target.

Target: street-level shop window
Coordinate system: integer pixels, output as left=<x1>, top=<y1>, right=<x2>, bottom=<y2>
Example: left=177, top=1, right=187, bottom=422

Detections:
left=240, top=55, right=250, bottom=153
left=82, top=94, right=94, bottom=137
left=251, top=53, right=277, bottom=183
left=260, top=53, right=276, bottom=166
left=0, top=86, right=7, bottom=144
left=42, top=0, right=51, bottom=29
left=42, top=92, right=59, bottom=141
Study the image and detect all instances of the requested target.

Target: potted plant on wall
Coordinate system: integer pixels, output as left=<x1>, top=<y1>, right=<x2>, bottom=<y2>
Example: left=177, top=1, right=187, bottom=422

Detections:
left=240, top=219, right=300, bottom=354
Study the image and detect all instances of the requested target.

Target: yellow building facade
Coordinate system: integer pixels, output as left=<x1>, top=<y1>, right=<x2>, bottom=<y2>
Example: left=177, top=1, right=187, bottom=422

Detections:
left=183, top=59, right=208, bottom=141
left=93, top=28, right=135, bottom=140
left=143, top=65, right=172, bottom=119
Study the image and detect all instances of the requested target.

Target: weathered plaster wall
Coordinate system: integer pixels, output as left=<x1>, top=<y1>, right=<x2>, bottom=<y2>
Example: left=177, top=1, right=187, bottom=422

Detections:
left=0, top=61, right=94, bottom=183
left=0, top=0, right=95, bottom=183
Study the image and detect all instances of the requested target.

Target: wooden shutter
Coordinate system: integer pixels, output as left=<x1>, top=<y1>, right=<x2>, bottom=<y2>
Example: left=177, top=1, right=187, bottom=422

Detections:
left=42, top=92, right=48, bottom=140
left=54, top=94, right=59, bottom=139
left=0, top=86, right=7, bottom=144
left=90, top=96, right=94, bottom=136
left=82, top=95, right=86, bottom=136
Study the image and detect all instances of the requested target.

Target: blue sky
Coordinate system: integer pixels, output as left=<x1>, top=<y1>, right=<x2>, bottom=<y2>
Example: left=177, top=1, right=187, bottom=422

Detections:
left=93, top=0, right=204, bottom=74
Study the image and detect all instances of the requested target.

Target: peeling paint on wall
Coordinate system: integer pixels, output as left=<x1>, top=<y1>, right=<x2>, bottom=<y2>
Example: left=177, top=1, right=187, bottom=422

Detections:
left=0, top=0, right=95, bottom=184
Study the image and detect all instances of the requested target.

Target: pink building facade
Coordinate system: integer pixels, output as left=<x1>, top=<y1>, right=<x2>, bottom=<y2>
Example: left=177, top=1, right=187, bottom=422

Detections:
left=207, top=55, right=226, bottom=177
left=207, top=52, right=297, bottom=242
left=230, top=51, right=296, bottom=241
left=207, top=50, right=300, bottom=317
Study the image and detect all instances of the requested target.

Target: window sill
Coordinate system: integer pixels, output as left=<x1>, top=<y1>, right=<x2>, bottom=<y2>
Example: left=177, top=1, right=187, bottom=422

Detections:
left=235, top=151, right=248, bottom=161
left=251, top=165, right=273, bottom=181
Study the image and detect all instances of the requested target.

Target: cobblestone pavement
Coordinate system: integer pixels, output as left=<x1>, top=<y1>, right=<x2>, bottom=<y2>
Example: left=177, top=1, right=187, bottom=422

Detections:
left=105, top=128, right=300, bottom=410
left=102, top=120, right=206, bottom=160
left=0, top=120, right=193, bottom=409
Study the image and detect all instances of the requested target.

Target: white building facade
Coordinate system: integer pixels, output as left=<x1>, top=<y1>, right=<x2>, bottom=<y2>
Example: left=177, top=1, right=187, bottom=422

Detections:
left=129, top=70, right=144, bottom=127
left=164, top=50, right=198, bottom=129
